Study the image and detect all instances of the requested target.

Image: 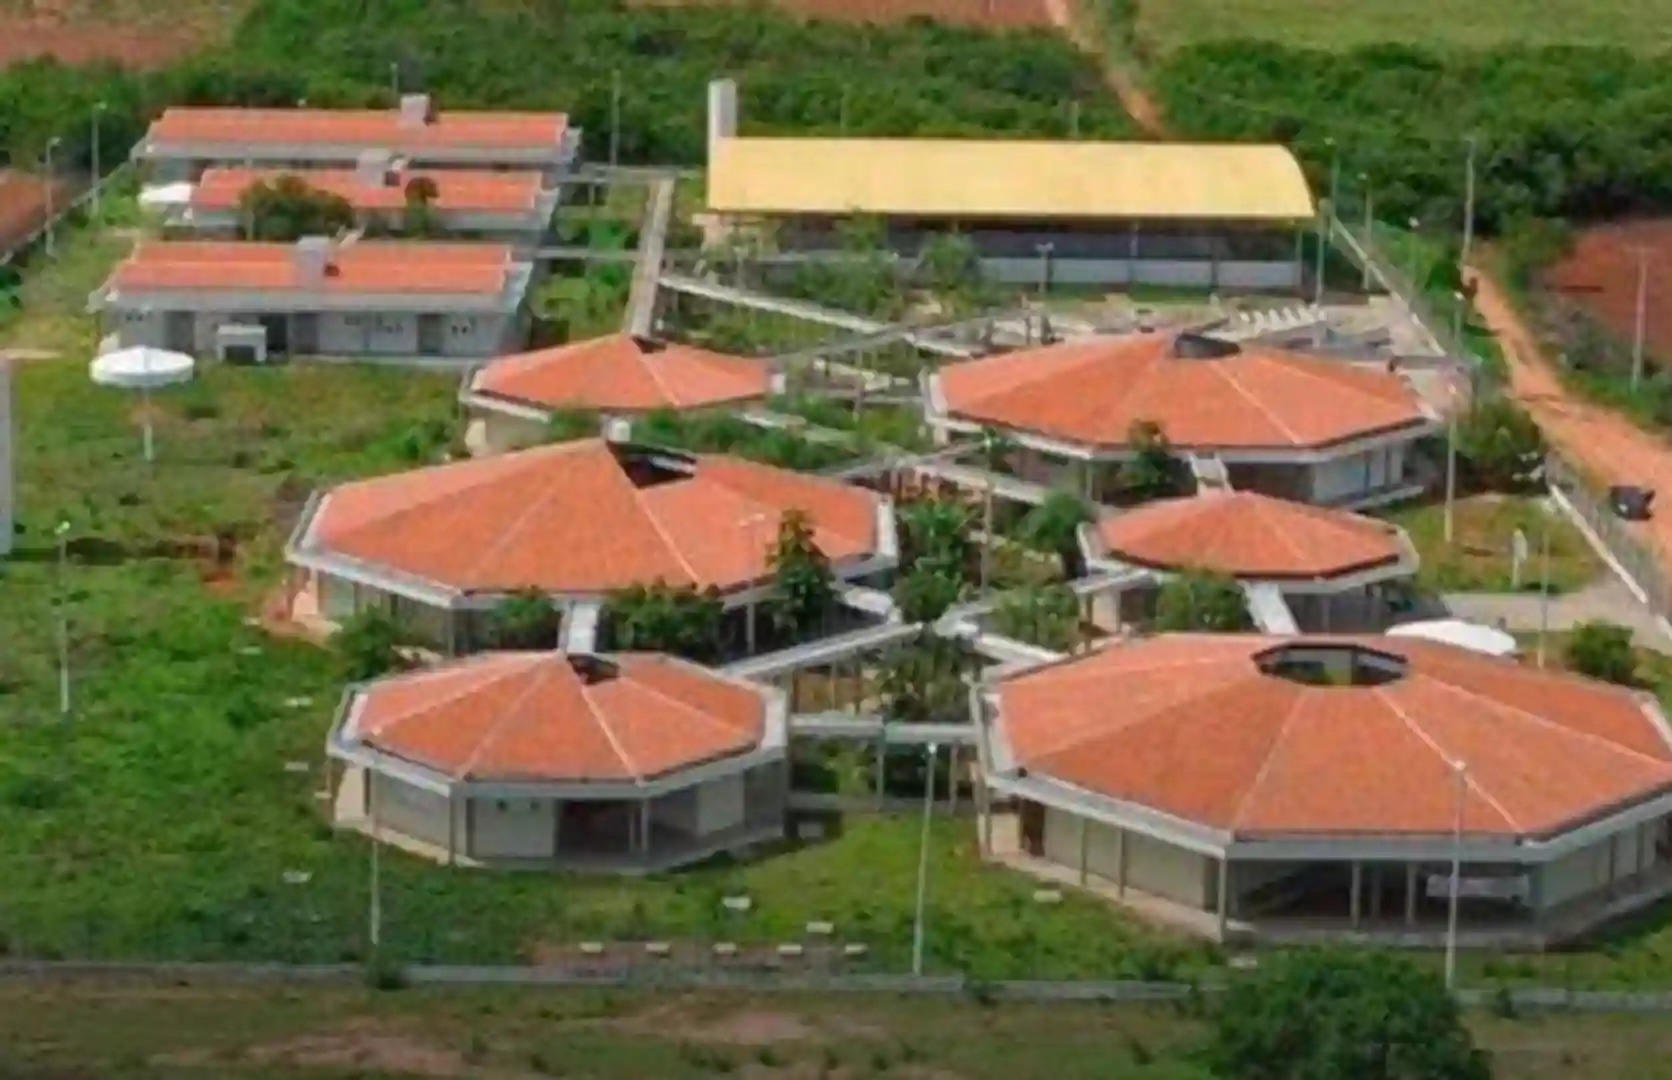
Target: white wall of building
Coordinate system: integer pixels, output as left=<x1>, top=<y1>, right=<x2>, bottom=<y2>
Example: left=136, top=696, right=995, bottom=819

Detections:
left=370, top=774, right=454, bottom=850
left=696, top=773, right=746, bottom=836
left=1310, top=445, right=1406, bottom=504
left=471, top=796, right=557, bottom=859
left=1537, top=823, right=1661, bottom=911
left=981, top=257, right=1299, bottom=290
left=1041, top=808, right=1214, bottom=909
left=110, top=307, right=518, bottom=361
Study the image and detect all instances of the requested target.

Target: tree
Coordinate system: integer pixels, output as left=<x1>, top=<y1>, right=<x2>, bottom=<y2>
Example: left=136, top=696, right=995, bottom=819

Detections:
left=600, top=582, right=725, bottom=662
left=1456, top=397, right=1545, bottom=492
left=991, top=584, right=1082, bottom=652
left=893, top=495, right=976, bottom=623
left=1209, top=949, right=1492, bottom=1080
left=1116, top=419, right=1179, bottom=499
left=1153, top=569, right=1253, bottom=631
left=767, top=509, right=837, bottom=640
left=401, top=174, right=442, bottom=237
left=237, top=174, right=356, bottom=241
left=877, top=636, right=969, bottom=725
left=1019, top=491, right=1093, bottom=578
left=334, top=608, right=417, bottom=680
left=487, top=589, right=561, bottom=650
left=1565, top=620, right=1637, bottom=685
left=915, top=232, right=986, bottom=314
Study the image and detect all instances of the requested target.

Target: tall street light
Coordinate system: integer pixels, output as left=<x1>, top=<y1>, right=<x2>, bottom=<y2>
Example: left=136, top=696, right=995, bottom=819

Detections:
left=1461, top=134, right=1478, bottom=271
left=1632, top=247, right=1650, bottom=392
left=1444, top=758, right=1468, bottom=992
left=911, top=740, right=938, bottom=978
left=1359, top=173, right=1373, bottom=291
left=43, top=136, right=62, bottom=259
left=91, top=101, right=107, bottom=219
left=55, top=518, right=71, bottom=717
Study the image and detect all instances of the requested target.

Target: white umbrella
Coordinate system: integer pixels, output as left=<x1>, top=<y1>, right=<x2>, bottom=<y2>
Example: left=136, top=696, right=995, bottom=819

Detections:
left=1387, top=618, right=1518, bottom=658
left=90, top=346, right=195, bottom=462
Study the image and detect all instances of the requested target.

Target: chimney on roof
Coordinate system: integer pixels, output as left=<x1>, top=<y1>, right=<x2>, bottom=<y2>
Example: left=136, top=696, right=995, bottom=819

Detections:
left=355, top=148, right=392, bottom=186
left=707, top=78, right=738, bottom=166
left=397, top=93, right=434, bottom=128
left=294, top=235, right=334, bottom=284
left=385, top=155, right=411, bottom=188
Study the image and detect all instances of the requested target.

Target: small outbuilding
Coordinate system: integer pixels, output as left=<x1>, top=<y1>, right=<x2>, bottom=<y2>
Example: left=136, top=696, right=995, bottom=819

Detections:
left=330, top=650, right=788, bottom=870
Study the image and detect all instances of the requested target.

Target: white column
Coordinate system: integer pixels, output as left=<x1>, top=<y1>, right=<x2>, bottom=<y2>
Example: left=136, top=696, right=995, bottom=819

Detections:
left=1115, top=828, right=1128, bottom=897
left=1350, top=861, right=1363, bottom=927
left=1405, top=862, right=1418, bottom=926
left=1216, top=858, right=1230, bottom=939
left=447, top=788, right=458, bottom=865
left=1078, top=818, right=1090, bottom=886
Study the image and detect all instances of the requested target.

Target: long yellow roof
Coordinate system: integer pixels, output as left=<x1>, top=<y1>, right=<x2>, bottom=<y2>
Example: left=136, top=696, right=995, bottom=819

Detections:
left=707, top=138, right=1315, bottom=222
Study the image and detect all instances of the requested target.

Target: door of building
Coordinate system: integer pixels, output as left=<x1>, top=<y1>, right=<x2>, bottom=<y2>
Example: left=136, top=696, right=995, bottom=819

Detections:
left=417, top=314, right=445, bottom=356
left=1019, top=800, right=1046, bottom=857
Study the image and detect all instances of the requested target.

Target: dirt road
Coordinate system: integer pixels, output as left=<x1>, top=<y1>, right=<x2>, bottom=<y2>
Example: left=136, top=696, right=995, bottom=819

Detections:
left=1468, top=266, right=1672, bottom=568
left=1043, top=0, right=1167, bottom=137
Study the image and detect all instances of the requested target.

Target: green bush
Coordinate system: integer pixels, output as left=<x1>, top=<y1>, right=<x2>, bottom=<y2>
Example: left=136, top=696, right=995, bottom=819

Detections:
left=1565, top=620, right=1637, bottom=685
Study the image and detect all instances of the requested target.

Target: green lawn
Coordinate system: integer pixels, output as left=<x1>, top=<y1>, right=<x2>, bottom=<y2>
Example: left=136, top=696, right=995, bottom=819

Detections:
left=1134, top=0, right=1672, bottom=53
left=1383, top=493, right=1602, bottom=595
left=0, top=211, right=1202, bottom=980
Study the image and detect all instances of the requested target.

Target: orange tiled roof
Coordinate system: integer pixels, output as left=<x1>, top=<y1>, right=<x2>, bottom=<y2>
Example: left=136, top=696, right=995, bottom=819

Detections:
left=304, top=438, right=885, bottom=595
left=149, top=106, right=567, bottom=151
left=349, top=651, right=768, bottom=782
left=191, top=167, right=544, bottom=213
left=994, top=634, right=1672, bottom=838
left=935, top=332, right=1429, bottom=452
left=109, top=240, right=516, bottom=295
left=1089, top=491, right=1407, bottom=580
left=470, top=333, right=774, bottom=413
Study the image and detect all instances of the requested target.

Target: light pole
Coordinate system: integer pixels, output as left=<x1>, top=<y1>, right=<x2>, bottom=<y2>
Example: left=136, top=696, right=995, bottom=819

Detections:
left=390, top=61, right=399, bottom=99
left=1536, top=516, right=1551, bottom=668
left=979, top=434, right=996, bottom=597
left=1313, top=198, right=1330, bottom=306
left=1034, top=241, right=1054, bottom=298
left=91, top=101, right=107, bottom=219
left=1444, top=759, right=1468, bottom=992
left=1632, top=247, right=1650, bottom=392
left=369, top=776, right=382, bottom=951
left=55, top=519, right=71, bottom=717
left=42, top=136, right=61, bottom=259
left=911, top=741, right=938, bottom=978
left=1325, top=136, right=1340, bottom=210
left=1406, top=217, right=1421, bottom=297
left=1444, top=396, right=1458, bottom=545
left=1359, top=173, right=1373, bottom=291
left=1461, top=134, right=1478, bottom=271
left=609, top=69, right=622, bottom=169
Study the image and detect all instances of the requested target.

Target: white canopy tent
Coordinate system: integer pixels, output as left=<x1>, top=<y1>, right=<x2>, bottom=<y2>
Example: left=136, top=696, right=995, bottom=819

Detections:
left=1387, top=618, right=1519, bottom=658
left=138, top=182, right=194, bottom=211
left=90, top=346, right=195, bottom=462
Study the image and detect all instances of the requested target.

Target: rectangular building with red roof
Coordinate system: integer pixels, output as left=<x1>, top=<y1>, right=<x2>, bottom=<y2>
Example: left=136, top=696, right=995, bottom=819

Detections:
left=90, top=238, right=534, bottom=363
left=175, top=158, right=560, bottom=246
left=134, top=95, right=579, bottom=181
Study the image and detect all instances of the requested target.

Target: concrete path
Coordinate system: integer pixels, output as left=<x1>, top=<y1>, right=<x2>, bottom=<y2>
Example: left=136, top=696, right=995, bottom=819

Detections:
left=1441, top=577, right=1672, bottom=654
left=623, top=177, right=674, bottom=335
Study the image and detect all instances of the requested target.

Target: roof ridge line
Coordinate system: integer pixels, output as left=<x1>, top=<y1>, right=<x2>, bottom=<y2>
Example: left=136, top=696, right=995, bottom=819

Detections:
left=1372, top=681, right=1521, bottom=833
left=581, top=667, right=643, bottom=783
left=1229, top=687, right=1309, bottom=833
left=358, top=657, right=538, bottom=737
left=622, top=663, right=760, bottom=739
left=456, top=659, right=563, bottom=782
left=1415, top=670, right=1672, bottom=770
left=1269, top=351, right=1413, bottom=407
left=1024, top=660, right=1249, bottom=762
left=1214, top=361, right=1301, bottom=445
left=460, top=446, right=619, bottom=584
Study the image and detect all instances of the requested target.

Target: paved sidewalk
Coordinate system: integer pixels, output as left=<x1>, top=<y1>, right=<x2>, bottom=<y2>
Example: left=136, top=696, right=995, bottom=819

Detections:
left=1442, top=577, right=1672, bottom=654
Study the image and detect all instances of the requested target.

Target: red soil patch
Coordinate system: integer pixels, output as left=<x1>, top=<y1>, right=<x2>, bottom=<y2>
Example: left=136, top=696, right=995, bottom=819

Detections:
left=0, top=9, right=209, bottom=68
left=632, top=0, right=1054, bottom=27
left=1543, top=219, right=1672, bottom=364
left=0, top=170, right=71, bottom=255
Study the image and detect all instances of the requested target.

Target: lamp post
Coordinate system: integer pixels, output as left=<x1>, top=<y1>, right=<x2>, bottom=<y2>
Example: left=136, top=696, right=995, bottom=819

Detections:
left=1325, top=136, right=1340, bottom=210
left=369, top=772, right=382, bottom=950
left=1359, top=174, right=1373, bottom=291
left=1461, top=134, right=1478, bottom=271
left=1536, top=516, right=1552, bottom=668
left=1632, top=247, right=1650, bottom=392
left=1034, top=241, right=1054, bottom=298
left=390, top=61, right=400, bottom=99
left=911, top=740, right=938, bottom=978
left=55, top=519, right=71, bottom=717
left=609, top=69, right=622, bottom=169
left=91, top=101, right=107, bottom=219
left=1443, top=380, right=1458, bottom=545
left=1406, top=217, right=1422, bottom=297
left=1444, top=759, right=1468, bottom=992
left=1313, top=198, right=1330, bottom=306
left=43, top=137, right=62, bottom=259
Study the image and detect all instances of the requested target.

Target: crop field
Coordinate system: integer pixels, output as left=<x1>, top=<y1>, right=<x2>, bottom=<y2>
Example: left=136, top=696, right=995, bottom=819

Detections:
left=1542, top=220, right=1672, bottom=372
left=0, top=2, right=232, bottom=67
left=1132, top=0, right=1672, bottom=53
left=631, top=0, right=1056, bottom=28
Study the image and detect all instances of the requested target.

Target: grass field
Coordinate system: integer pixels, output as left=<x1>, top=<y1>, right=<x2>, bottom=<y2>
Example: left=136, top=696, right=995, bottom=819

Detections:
left=0, top=211, right=1202, bottom=980
left=8, top=979, right=1672, bottom=1080
left=1131, top=0, right=1672, bottom=54
left=1382, top=493, right=1602, bottom=595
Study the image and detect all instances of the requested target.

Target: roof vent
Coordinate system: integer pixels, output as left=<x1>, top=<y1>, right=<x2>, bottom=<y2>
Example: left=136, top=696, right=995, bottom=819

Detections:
left=1255, top=643, right=1408, bottom=688
left=1171, top=333, right=1243, bottom=360
left=354, top=148, right=392, bottom=186
left=397, top=93, right=434, bottom=128
left=566, top=654, right=620, bottom=685
left=630, top=335, right=669, bottom=354
left=608, top=441, right=698, bottom=489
